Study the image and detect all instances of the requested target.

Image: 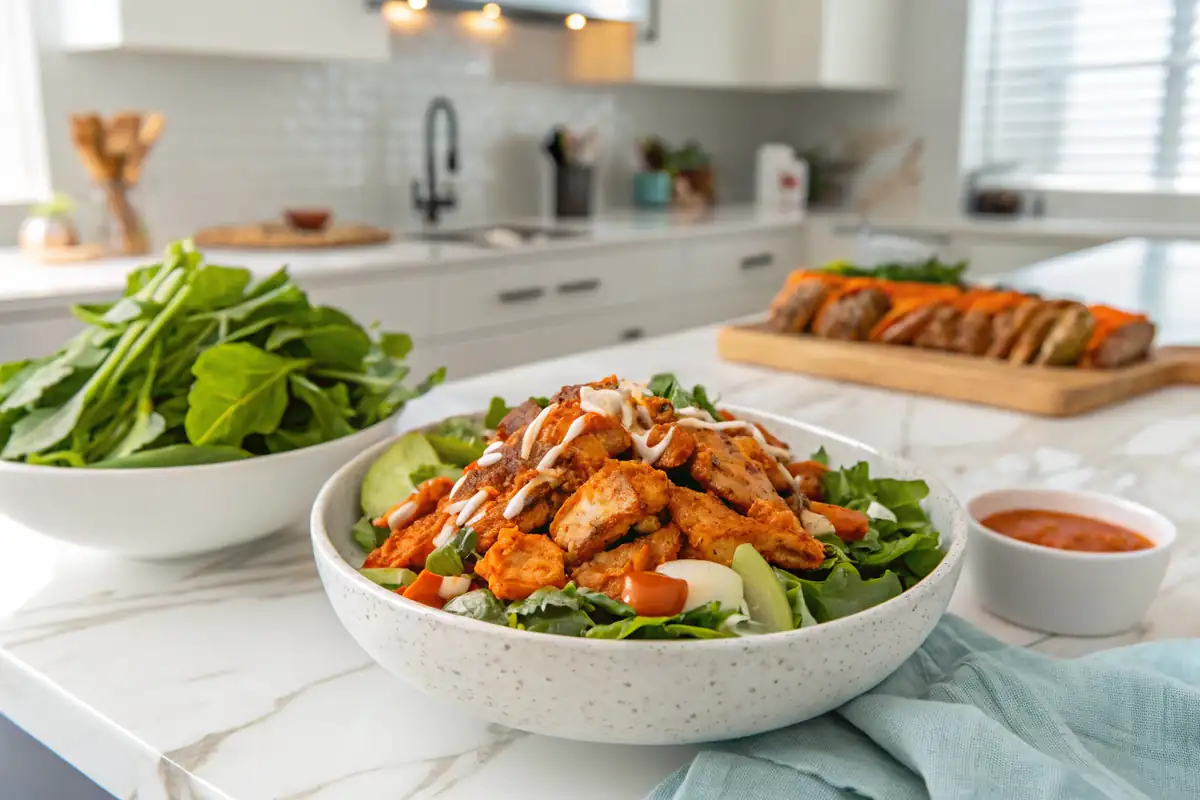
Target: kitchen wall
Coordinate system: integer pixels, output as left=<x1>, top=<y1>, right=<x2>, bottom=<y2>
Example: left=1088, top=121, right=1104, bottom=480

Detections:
left=14, top=5, right=794, bottom=247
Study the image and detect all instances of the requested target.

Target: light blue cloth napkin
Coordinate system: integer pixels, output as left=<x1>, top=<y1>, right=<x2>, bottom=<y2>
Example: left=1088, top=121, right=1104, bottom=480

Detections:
left=650, top=615, right=1200, bottom=800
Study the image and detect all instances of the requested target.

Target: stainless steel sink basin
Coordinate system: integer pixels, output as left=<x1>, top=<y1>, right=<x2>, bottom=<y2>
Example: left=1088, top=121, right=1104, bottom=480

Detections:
left=409, top=225, right=588, bottom=249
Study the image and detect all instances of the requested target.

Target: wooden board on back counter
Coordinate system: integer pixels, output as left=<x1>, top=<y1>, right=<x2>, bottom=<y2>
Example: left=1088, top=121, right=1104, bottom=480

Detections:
left=717, top=323, right=1200, bottom=417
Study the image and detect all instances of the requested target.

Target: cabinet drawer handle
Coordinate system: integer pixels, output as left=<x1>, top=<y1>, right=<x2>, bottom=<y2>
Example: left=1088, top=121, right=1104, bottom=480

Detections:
left=557, top=278, right=601, bottom=295
left=740, top=253, right=775, bottom=270
left=619, top=327, right=646, bottom=341
left=498, top=287, right=545, bottom=304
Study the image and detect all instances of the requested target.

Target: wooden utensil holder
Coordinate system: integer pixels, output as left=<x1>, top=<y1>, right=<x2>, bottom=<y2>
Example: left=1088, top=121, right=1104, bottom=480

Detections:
left=102, top=180, right=148, bottom=256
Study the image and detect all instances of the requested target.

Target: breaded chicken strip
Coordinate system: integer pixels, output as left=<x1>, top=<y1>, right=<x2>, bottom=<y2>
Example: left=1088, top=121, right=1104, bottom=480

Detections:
left=371, top=476, right=453, bottom=530
left=669, top=486, right=825, bottom=571
left=689, top=428, right=782, bottom=512
left=550, top=460, right=671, bottom=565
left=364, top=502, right=449, bottom=570
left=475, top=528, right=567, bottom=601
left=570, top=524, right=683, bottom=599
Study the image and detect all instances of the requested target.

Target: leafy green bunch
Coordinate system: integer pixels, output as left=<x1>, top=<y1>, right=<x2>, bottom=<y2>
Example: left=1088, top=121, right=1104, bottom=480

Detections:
left=823, top=258, right=968, bottom=286
left=0, top=241, right=443, bottom=468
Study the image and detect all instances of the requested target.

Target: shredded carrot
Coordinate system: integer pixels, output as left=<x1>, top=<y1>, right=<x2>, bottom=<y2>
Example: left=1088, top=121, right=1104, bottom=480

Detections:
left=1081, top=305, right=1150, bottom=362
left=401, top=569, right=446, bottom=609
left=810, top=502, right=870, bottom=542
left=868, top=296, right=941, bottom=340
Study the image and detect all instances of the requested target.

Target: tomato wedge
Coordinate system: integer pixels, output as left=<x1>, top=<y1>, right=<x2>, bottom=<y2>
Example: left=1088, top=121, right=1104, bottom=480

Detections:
left=622, top=571, right=688, bottom=617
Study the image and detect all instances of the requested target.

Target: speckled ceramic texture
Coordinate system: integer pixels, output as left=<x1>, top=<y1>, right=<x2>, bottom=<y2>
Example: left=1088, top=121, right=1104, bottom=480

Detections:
left=311, top=405, right=968, bottom=745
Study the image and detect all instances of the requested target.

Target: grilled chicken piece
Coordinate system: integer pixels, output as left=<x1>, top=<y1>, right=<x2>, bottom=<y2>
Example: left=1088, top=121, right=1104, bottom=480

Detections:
left=913, top=306, right=961, bottom=350
left=787, top=459, right=829, bottom=501
left=812, top=288, right=892, bottom=341
left=475, top=527, right=567, bottom=601
left=953, top=308, right=994, bottom=355
left=363, top=502, right=449, bottom=570
left=688, top=428, right=780, bottom=513
left=987, top=299, right=1043, bottom=359
left=550, top=375, right=619, bottom=405
left=639, top=423, right=696, bottom=469
left=570, top=524, right=683, bottom=600
left=1086, top=319, right=1156, bottom=368
left=495, top=399, right=543, bottom=440
left=639, top=394, right=676, bottom=425
left=1009, top=302, right=1068, bottom=364
left=549, top=460, right=671, bottom=565
left=470, top=470, right=560, bottom=553
left=873, top=303, right=940, bottom=346
left=454, top=404, right=632, bottom=501
left=731, top=435, right=792, bottom=494
left=768, top=278, right=832, bottom=333
left=669, top=487, right=825, bottom=571
left=371, top=476, right=454, bottom=530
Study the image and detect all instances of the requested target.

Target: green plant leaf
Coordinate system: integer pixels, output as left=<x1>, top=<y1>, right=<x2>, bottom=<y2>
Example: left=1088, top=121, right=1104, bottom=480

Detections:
left=379, top=332, right=413, bottom=359
left=185, top=343, right=309, bottom=447
left=352, top=515, right=390, bottom=552
left=409, top=462, right=462, bottom=485
left=265, top=307, right=370, bottom=370
left=90, top=444, right=252, bottom=469
left=484, top=397, right=511, bottom=429
left=444, top=589, right=506, bottom=624
left=288, top=374, right=355, bottom=441
left=185, top=264, right=252, bottom=310
left=797, top=562, right=903, bottom=623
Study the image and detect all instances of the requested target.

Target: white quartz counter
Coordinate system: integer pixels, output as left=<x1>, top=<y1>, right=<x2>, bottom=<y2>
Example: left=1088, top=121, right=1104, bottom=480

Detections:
left=1, top=318, right=1198, bottom=800
left=0, top=207, right=806, bottom=313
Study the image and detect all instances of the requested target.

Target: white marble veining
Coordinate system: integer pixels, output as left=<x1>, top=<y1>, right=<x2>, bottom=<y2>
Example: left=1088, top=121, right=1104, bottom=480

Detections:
left=0, top=206, right=804, bottom=313
left=0, top=320, right=1197, bottom=800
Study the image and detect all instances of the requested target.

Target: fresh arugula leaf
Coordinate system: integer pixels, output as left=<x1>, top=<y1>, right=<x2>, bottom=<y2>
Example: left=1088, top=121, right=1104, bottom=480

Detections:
left=444, top=589, right=506, bottom=624
left=379, top=332, right=413, bottom=360
left=529, top=396, right=550, bottom=408
left=185, top=344, right=310, bottom=447
left=574, top=587, right=636, bottom=618
left=797, top=562, right=903, bottom=622
left=409, top=463, right=463, bottom=485
left=288, top=374, right=355, bottom=441
left=517, top=607, right=594, bottom=636
left=484, top=397, right=511, bottom=430
left=185, top=264, right=251, bottom=310
left=425, top=527, right=478, bottom=578
left=678, top=601, right=738, bottom=630
left=647, top=372, right=721, bottom=419
left=505, top=584, right=588, bottom=616
left=89, top=444, right=252, bottom=469
left=266, top=307, right=371, bottom=370
left=352, top=515, right=390, bottom=552
left=903, top=548, right=945, bottom=580
left=811, top=446, right=829, bottom=466
left=662, top=624, right=732, bottom=639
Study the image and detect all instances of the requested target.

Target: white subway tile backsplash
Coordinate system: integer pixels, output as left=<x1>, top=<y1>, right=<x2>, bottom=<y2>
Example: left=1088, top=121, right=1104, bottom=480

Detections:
left=12, top=11, right=793, bottom=248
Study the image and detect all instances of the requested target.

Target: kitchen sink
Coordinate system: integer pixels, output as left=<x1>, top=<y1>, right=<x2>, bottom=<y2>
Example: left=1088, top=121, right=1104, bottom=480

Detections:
left=408, top=224, right=589, bottom=249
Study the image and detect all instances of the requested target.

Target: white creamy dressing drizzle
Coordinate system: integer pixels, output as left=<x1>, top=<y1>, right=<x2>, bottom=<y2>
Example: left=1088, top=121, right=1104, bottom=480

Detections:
left=579, top=387, right=625, bottom=419
left=535, top=413, right=594, bottom=471
left=448, top=473, right=468, bottom=502
left=677, top=417, right=793, bottom=461
left=476, top=451, right=503, bottom=467
left=467, top=509, right=488, bottom=526
left=483, top=440, right=504, bottom=455
left=504, top=474, right=555, bottom=519
left=455, top=489, right=491, bottom=527
left=433, top=521, right=457, bottom=548
left=521, top=402, right=559, bottom=459
left=386, top=501, right=417, bottom=531
left=631, top=427, right=675, bottom=465
left=675, top=406, right=717, bottom=422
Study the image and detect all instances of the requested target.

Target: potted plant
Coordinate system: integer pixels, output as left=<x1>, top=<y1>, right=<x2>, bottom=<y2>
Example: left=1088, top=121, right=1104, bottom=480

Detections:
left=18, top=193, right=80, bottom=253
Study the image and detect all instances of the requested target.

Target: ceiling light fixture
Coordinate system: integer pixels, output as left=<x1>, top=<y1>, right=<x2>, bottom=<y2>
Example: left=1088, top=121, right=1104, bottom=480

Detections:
left=407, top=0, right=428, bottom=9
left=565, top=12, right=587, bottom=30
left=482, top=2, right=501, bottom=19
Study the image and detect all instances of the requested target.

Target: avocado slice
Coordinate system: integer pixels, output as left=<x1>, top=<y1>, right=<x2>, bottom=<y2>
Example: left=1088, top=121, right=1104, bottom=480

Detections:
left=360, top=433, right=442, bottom=520
left=731, top=543, right=794, bottom=634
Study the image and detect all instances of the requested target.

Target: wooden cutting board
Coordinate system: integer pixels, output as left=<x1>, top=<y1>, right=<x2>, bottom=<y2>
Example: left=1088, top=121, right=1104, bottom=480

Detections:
left=193, top=223, right=391, bottom=249
left=717, top=323, right=1200, bottom=417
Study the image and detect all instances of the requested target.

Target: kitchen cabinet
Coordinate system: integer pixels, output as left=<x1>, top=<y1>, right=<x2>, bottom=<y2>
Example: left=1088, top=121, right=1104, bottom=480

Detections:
left=54, top=0, right=390, bottom=61
left=568, top=0, right=900, bottom=90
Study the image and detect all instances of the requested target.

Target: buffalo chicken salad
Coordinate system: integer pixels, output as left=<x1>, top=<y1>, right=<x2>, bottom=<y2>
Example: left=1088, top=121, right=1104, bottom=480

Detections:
left=350, top=375, right=945, bottom=640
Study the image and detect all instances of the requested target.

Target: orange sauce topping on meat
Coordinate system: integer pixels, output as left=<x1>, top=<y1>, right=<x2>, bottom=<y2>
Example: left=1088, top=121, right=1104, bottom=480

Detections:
left=980, top=509, right=1154, bottom=553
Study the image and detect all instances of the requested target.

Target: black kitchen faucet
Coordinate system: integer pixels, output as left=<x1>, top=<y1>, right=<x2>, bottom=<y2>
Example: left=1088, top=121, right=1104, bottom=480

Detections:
left=412, top=96, right=459, bottom=226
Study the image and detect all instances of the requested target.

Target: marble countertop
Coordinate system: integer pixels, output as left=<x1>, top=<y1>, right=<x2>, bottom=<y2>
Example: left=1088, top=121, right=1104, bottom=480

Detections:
left=822, top=211, right=1200, bottom=244
left=0, top=206, right=805, bottom=314
left=1, top=244, right=1199, bottom=799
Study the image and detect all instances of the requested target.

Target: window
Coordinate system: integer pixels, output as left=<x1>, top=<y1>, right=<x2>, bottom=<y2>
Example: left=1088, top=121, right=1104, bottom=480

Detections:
left=0, top=0, right=49, bottom=204
left=967, top=0, right=1200, bottom=191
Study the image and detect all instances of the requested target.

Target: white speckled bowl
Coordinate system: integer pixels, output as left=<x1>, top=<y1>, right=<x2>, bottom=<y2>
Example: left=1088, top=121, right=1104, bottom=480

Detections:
left=0, top=418, right=396, bottom=559
left=311, top=406, right=967, bottom=745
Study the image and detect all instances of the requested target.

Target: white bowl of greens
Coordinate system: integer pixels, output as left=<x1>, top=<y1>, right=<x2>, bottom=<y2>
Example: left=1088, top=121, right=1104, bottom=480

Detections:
left=311, top=401, right=967, bottom=744
left=0, top=241, right=442, bottom=558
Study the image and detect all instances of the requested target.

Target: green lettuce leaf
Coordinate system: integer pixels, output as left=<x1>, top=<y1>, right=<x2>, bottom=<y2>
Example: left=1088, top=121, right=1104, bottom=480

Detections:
left=797, top=562, right=903, bottom=622
left=444, top=589, right=506, bottom=624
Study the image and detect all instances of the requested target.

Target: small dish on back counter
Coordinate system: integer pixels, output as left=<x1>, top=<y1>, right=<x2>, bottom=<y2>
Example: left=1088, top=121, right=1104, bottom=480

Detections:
left=967, top=488, right=1175, bottom=637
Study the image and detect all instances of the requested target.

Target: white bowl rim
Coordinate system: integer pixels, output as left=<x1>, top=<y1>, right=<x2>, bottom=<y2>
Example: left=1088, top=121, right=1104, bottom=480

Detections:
left=966, top=487, right=1177, bottom=562
left=311, top=403, right=969, bottom=649
left=0, top=414, right=397, bottom=476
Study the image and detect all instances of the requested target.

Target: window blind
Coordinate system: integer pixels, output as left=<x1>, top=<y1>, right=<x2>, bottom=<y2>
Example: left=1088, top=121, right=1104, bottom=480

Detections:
left=0, top=0, right=49, bottom=204
left=970, top=0, right=1200, bottom=190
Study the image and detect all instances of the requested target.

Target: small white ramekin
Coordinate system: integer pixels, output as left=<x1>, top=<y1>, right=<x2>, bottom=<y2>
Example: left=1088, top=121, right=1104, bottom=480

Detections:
left=966, top=488, right=1175, bottom=637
